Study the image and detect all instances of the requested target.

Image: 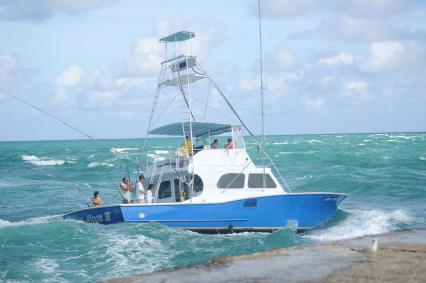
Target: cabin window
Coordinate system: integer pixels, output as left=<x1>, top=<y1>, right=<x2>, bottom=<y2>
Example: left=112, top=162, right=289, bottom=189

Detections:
left=217, top=173, right=245, bottom=188
left=193, top=174, right=203, bottom=193
left=158, top=180, right=172, bottom=199
left=248, top=173, right=276, bottom=188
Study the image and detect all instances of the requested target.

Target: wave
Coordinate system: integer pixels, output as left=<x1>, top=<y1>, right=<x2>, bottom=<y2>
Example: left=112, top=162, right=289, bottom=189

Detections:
left=87, top=162, right=114, bottom=168
left=0, top=215, right=61, bottom=228
left=154, top=150, right=170, bottom=155
left=419, top=156, right=426, bottom=161
left=307, top=139, right=324, bottom=144
left=21, top=154, right=65, bottom=166
left=273, top=142, right=288, bottom=145
left=305, top=209, right=415, bottom=242
left=111, top=147, right=139, bottom=154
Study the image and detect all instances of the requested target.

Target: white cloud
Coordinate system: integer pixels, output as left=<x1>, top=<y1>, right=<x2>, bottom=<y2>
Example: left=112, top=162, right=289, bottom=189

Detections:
left=318, top=52, right=354, bottom=67
left=118, top=37, right=163, bottom=77
left=343, top=80, right=368, bottom=98
left=304, top=98, right=325, bottom=110
left=55, top=65, right=83, bottom=104
left=328, top=0, right=409, bottom=17
left=240, top=71, right=302, bottom=93
left=56, top=65, right=83, bottom=87
left=260, top=0, right=318, bottom=18
left=0, top=0, right=115, bottom=22
left=360, top=40, right=426, bottom=73
left=265, top=45, right=298, bottom=70
left=260, top=0, right=410, bottom=18
left=87, top=90, right=118, bottom=108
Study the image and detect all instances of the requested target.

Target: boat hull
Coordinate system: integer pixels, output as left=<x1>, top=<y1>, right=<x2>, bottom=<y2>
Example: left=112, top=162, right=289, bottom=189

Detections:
left=63, top=193, right=346, bottom=232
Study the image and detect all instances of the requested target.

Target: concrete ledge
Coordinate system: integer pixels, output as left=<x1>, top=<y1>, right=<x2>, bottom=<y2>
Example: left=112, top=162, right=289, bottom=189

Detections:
left=102, top=229, right=426, bottom=283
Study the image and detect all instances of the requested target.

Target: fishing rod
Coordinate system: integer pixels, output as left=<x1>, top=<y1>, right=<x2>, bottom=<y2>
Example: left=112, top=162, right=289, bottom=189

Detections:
left=10, top=94, right=132, bottom=200
left=10, top=94, right=138, bottom=164
left=72, top=186, right=91, bottom=207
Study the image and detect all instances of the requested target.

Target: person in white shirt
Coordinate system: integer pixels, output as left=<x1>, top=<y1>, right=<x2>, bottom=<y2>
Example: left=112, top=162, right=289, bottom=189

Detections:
left=119, top=177, right=133, bottom=203
left=136, top=175, right=145, bottom=203
left=146, top=183, right=154, bottom=203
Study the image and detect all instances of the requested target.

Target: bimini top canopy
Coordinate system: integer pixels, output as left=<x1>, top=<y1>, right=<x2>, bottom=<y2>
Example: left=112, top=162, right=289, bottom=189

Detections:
left=150, top=122, right=235, bottom=138
left=160, top=31, right=195, bottom=43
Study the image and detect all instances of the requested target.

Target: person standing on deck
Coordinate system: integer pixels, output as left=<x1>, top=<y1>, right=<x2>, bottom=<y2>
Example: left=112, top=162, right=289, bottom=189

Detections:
left=146, top=183, right=154, bottom=203
left=92, top=191, right=101, bottom=207
left=119, top=177, right=133, bottom=203
left=136, top=175, right=145, bottom=203
left=210, top=139, right=218, bottom=149
left=181, top=136, right=192, bottom=156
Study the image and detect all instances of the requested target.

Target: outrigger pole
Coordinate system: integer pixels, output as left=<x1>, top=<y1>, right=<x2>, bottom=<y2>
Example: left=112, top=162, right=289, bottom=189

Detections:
left=258, top=0, right=267, bottom=189
left=10, top=94, right=128, bottom=201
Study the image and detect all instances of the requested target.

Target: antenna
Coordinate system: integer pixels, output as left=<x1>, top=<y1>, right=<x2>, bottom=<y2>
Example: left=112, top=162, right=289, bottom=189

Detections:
left=258, top=0, right=266, bottom=189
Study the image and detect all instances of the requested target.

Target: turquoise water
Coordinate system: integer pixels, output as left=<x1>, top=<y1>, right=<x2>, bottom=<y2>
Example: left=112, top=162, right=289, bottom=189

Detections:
left=1, top=133, right=425, bottom=282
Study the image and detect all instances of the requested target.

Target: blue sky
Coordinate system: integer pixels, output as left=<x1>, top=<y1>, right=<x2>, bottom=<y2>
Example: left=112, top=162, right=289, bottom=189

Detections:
left=0, top=0, right=425, bottom=141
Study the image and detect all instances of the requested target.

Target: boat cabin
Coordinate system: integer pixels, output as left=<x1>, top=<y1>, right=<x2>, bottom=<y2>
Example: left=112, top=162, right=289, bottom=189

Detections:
left=144, top=121, right=284, bottom=204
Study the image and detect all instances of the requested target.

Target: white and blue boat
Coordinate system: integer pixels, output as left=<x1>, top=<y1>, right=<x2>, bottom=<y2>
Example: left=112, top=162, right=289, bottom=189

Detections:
left=64, top=31, right=347, bottom=233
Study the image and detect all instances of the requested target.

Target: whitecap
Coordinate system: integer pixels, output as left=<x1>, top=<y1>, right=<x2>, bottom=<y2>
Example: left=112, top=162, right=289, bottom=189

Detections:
left=154, top=150, right=169, bottom=155
left=87, top=162, right=114, bottom=168
left=273, top=142, right=288, bottom=145
left=111, top=147, right=139, bottom=154
left=21, top=154, right=65, bottom=166
left=33, top=258, right=59, bottom=275
left=0, top=215, right=61, bottom=228
left=419, top=156, right=426, bottom=161
left=307, top=139, right=324, bottom=144
left=305, top=209, right=414, bottom=241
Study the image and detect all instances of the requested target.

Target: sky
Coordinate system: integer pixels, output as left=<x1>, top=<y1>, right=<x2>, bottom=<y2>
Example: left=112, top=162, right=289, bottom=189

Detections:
left=0, top=0, right=425, bottom=141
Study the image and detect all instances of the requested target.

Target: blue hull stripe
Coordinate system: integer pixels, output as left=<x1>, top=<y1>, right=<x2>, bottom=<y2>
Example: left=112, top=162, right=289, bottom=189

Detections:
left=63, top=193, right=347, bottom=230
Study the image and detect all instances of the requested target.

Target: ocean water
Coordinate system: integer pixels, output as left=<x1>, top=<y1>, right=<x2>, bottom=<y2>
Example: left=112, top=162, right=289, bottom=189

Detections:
left=1, top=133, right=425, bottom=282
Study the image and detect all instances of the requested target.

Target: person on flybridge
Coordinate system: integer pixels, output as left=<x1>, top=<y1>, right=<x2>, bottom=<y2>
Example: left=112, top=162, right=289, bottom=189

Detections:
left=224, top=138, right=236, bottom=149
left=181, top=136, right=193, bottom=156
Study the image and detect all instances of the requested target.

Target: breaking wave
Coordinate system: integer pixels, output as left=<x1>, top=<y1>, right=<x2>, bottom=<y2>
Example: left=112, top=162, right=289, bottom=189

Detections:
left=0, top=215, right=61, bottom=228
left=87, top=161, right=114, bottom=168
left=21, top=155, right=65, bottom=166
left=305, top=209, right=415, bottom=242
left=111, top=147, right=139, bottom=154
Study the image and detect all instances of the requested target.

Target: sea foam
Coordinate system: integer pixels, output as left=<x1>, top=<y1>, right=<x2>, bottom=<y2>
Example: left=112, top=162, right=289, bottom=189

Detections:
left=305, top=209, right=414, bottom=242
left=0, top=215, right=61, bottom=228
left=87, top=161, right=114, bottom=168
left=21, top=154, right=65, bottom=166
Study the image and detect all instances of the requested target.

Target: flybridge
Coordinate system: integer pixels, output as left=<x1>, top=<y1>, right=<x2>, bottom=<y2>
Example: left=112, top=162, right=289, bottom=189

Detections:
left=160, top=31, right=195, bottom=42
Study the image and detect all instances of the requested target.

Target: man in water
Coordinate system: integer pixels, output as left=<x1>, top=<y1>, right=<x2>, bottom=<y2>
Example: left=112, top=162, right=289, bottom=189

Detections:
left=119, top=177, right=133, bottom=203
left=136, top=175, right=145, bottom=203
left=92, top=191, right=101, bottom=207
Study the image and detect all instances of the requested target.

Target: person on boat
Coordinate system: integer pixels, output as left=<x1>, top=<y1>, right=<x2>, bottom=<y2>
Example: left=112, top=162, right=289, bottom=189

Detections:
left=136, top=175, right=145, bottom=203
left=146, top=183, right=154, bottom=203
left=210, top=139, right=218, bottom=149
left=181, top=135, right=193, bottom=156
left=224, top=138, right=236, bottom=149
left=119, top=177, right=133, bottom=203
left=92, top=191, right=101, bottom=207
